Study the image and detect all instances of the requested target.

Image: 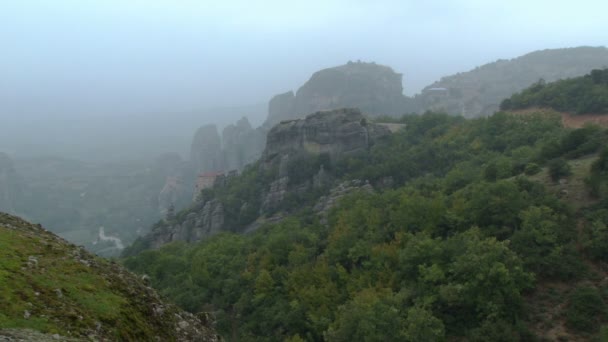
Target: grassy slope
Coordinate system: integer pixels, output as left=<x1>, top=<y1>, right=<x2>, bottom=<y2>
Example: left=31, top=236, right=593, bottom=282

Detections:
left=0, top=213, right=218, bottom=341
left=527, top=153, right=599, bottom=210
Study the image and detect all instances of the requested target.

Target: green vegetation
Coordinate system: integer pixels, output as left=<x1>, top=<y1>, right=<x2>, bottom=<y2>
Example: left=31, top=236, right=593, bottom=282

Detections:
left=0, top=213, right=215, bottom=340
left=565, top=286, right=607, bottom=333
left=501, top=69, right=608, bottom=114
left=123, top=111, right=608, bottom=340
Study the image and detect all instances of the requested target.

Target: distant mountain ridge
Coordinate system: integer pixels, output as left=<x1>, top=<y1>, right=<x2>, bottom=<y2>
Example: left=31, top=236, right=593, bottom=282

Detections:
left=414, top=46, right=608, bottom=117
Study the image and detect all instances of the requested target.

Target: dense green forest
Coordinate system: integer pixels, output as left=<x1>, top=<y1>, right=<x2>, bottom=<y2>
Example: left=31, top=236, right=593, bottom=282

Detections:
left=124, top=111, right=608, bottom=341
left=500, top=69, right=608, bottom=114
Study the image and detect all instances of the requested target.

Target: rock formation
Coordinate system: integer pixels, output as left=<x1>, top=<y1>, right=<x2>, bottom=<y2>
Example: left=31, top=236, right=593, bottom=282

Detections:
left=189, top=118, right=266, bottom=183
left=190, top=124, right=223, bottom=174
left=188, top=62, right=405, bottom=180
left=222, top=117, right=266, bottom=171
left=313, top=179, right=374, bottom=224
left=143, top=108, right=393, bottom=249
left=260, top=177, right=289, bottom=214
left=264, top=61, right=406, bottom=127
left=263, top=108, right=391, bottom=164
left=258, top=108, right=389, bottom=213
left=148, top=199, right=226, bottom=249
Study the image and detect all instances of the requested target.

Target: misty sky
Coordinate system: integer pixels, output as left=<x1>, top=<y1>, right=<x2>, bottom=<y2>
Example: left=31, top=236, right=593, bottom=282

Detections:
left=1, top=0, right=607, bottom=120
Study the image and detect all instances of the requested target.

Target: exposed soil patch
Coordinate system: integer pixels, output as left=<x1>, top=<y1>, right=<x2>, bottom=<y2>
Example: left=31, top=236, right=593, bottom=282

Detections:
left=507, top=107, right=608, bottom=128
left=561, top=112, right=608, bottom=129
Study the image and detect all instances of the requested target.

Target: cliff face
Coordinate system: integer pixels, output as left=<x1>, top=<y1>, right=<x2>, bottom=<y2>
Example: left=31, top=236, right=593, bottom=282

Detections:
left=190, top=124, right=223, bottom=174
left=0, top=153, right=21, bottom=215
left=190, top=118, right=266, bottom=176
left=263, top=108, right=391, bottom=163
left=141, top=108, right=392, bottom=250
left=148, top=199, right=225, bottom=249
left=0, top=212, right=219, bottom=341
left=258, top=108, right=390, bottom=214
left=415, top=46, right=608, bottom=118
left=264, top=61, right=406, bottom=127
left=192, top=62, right=404, bottom=178
left=222, top=117, right=266, bottom=172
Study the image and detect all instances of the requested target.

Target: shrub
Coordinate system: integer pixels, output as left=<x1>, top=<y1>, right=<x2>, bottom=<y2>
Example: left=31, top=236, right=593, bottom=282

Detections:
left=565, top=286, right=606, bottom=333
left=548, top=158, right=571, bottom=182
left=524, top=163, right=541, bottom=175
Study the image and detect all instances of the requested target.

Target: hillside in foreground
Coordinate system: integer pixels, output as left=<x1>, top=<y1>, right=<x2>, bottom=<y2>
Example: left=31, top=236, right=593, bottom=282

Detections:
left=0, top=212, right=219, bottom=341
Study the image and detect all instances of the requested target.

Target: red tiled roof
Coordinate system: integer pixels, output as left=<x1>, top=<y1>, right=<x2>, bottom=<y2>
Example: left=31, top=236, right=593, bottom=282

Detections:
left=199, top=172, right=223, bottom=178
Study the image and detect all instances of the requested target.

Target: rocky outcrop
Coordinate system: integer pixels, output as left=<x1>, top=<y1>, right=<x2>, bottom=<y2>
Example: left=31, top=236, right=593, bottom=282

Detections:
left=264, top=61, right=406, bottom=126
left=222, top=117, right=266, bottom=171
left=190, top=124, right=223, bottom=174
left=140, top=108, right=394, bottom=251
left=0, top=153, right=21, bottom=214
left=263, top=108, right=391, bottom=164
left=314, top=179, right=374, bottom=224
left=260, top=177, right=289, bottom=214
left=189, top=118, right=266, bottom=178
left=148, top=199, right=225, bottom=249
left=258, top=108, right=389, bottom=212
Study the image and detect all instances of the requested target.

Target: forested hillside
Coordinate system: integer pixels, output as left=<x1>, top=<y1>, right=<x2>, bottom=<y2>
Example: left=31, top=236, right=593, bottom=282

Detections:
left=124, top=111, right=608, bottom=341
left=501, top=69, right=608, bottom=114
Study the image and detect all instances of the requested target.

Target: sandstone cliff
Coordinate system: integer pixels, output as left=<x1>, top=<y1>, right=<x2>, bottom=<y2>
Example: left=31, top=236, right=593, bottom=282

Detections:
left=148, top=199, right=225, bottom=249
left=259, top=108, right=389, bottom=213
left=195, top=61, right=405, bottom=178
left=264, top=61, right=406, bottom=127
left=190, top=118, right=266, bottom=177
left=263, top=108, right=391, bottom=164
left=140, top=108, right=392, bottom=250
left=222, top=117, right=266, bottom=171
left=190, top=124, right=223, bottom=174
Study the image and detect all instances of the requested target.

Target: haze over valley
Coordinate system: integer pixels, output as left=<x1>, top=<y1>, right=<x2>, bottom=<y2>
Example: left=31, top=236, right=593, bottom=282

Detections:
left=2, top=1, right=608, bottom=340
